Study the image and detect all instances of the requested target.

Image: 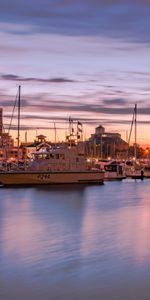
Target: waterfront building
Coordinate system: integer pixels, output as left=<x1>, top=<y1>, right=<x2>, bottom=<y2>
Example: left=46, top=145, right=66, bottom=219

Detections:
left=0, top=108, right=16, bottom=160
left=86, top=125, right=128, bottom=159
left=0, top=132, right=15, bottom=160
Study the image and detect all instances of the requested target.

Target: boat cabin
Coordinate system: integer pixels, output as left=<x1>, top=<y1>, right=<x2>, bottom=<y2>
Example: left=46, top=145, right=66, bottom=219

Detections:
left=28, top=142, right=88, bottom=172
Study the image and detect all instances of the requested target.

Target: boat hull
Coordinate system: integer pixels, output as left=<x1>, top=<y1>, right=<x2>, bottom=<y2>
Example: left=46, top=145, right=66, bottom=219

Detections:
left=127, top=175, right=144, bottom=180
left=104, top=172, right=126, bottom=180
left=0, top=170, right=104, bottom=186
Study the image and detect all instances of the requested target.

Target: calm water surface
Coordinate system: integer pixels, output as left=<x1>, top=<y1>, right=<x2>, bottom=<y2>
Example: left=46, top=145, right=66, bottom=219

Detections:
left=0, top=179, right=150, bottom=300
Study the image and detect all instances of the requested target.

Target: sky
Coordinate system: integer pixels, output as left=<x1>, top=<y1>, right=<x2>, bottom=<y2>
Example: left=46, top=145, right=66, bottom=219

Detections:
left=1, top=0, right=150, bottom=145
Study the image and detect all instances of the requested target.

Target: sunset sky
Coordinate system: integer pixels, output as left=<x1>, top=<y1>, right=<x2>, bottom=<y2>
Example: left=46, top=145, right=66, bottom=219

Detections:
left=1, top=0, right=150, bottom=145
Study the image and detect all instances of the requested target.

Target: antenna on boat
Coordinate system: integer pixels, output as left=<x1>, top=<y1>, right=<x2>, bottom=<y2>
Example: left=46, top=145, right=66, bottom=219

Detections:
left=54, top=122, right=56, bottom=146
left=77, top=121, right=83, bottom=142
left=134, top=103, right=137, bottom=160
left=68, top=116, right=74, bottom=147
left=17, top=85, right=21, bottom=164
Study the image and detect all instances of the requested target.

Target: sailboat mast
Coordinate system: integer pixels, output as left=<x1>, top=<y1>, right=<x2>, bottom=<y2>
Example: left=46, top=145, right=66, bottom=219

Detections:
left=17, top=85, right=21, bottom=162
left=134, top=103, right=137, bottom=160
left=54, top=122, right=56, bottom=145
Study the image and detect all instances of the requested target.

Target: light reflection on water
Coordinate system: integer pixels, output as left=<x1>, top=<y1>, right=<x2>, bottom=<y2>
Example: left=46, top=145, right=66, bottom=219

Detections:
left=1, top=180, right=150, bottom=299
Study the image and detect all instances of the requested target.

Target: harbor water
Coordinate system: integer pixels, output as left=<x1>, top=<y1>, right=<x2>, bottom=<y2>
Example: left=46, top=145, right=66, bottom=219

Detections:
left=1, top=179, right=150, bottom=300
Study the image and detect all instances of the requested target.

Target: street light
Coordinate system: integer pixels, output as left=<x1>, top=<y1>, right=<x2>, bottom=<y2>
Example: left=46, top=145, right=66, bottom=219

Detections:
left=145, top=147, right=149, bottom=159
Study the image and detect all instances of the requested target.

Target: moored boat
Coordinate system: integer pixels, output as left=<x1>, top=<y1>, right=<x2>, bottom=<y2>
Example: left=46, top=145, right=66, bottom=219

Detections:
left=94, top=160, right=126, bottom=180
left=0, top=86, right=105, bottom=186
left=0, top=143, right=104, bottom=186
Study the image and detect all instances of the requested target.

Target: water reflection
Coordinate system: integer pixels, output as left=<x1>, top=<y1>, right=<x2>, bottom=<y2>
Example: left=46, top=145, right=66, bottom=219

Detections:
left=1, top=180, right=150, bottom=299
left=0, top=186, right=87, bottom=269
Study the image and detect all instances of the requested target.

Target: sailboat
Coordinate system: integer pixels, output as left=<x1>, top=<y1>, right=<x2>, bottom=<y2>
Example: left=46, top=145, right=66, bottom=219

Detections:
left=0, top=87, right=104, bottom=186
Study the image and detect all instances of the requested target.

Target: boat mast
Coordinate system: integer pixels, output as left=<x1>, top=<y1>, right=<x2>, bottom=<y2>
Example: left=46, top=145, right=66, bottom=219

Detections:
left=54, top=122, right=56, bottom=146
left=134, top=103, right=137, bottom=160
left=127, top=104, right=137, bottom=160
left=17, top=85, right=21, bottom=163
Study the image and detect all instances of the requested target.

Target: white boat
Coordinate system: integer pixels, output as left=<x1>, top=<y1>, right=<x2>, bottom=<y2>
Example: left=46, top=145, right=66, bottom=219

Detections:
left=0, top=142, right=104, bottom=186
left=125, top=160, right=144, bottom=179
left=94, top=160, right=126, bottom=180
